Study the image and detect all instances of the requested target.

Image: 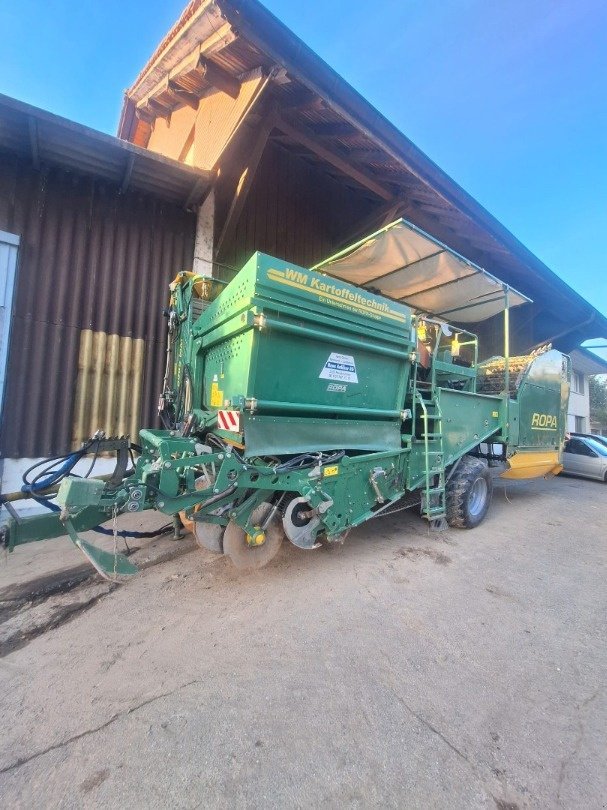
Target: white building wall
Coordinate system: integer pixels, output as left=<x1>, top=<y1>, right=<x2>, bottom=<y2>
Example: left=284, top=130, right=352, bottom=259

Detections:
left=567, top=368, right=590, bottom=432
left=192, top=189, right=215, bottom=276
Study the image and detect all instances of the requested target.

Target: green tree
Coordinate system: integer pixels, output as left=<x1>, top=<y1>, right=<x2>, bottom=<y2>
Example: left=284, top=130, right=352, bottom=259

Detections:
left=589, top=375, right=607, bottom=429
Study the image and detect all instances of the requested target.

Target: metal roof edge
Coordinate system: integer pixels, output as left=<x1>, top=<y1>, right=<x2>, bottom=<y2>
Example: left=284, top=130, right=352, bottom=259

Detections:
left=0, top=93, right=213, bottom=186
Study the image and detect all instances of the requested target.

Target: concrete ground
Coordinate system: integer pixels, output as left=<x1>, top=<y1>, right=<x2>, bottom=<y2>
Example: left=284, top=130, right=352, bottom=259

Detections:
left=0, top=473, right=605, bottom=809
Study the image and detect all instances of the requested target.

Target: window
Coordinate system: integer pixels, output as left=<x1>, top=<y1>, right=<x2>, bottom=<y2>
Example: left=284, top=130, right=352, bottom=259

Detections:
left=0, top=230, right=20, bottom=414
left=565, top=438, right=595, bottom=456
left=575, top=415, right=585, bottom=432
left=571, top=371, right=584, bottom=394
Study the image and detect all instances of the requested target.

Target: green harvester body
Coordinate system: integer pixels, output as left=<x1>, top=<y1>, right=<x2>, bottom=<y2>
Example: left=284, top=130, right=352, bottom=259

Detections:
left=2, top=249, right=571, bottom=578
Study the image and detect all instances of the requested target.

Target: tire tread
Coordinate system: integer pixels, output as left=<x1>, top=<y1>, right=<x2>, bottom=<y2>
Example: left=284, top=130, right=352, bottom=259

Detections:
left=446, top=455, right=492, bottom=529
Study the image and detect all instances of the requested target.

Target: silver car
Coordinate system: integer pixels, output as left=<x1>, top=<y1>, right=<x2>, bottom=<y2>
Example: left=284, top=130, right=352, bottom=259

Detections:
left=571, top=432, right=607, bottom=450
left=562, top=436, right=607, bottom=482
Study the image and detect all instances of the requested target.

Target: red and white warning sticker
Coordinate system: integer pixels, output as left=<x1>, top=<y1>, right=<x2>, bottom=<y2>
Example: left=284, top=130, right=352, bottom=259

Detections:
left=217, top=410, right=241, bottom=432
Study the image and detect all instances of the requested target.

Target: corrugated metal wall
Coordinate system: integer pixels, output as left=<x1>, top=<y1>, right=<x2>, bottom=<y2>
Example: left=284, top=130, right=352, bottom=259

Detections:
left=216, top=141, right=378, bottom=280
left=0, top=155, right=196, bottom=458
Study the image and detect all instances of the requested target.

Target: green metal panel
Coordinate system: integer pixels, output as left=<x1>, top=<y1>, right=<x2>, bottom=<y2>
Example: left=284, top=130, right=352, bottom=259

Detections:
left=192, top=253, right=414, bottom=453
left=438, top=389, right=504, bottom=460
left=407, top=388, right=503, bottom=489
left=243, top=414, right=402, bottom=456
left=516, top=350, right=570, bottom=449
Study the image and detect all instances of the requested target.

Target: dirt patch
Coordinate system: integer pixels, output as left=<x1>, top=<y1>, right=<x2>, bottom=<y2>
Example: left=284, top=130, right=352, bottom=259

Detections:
left=485, top=584, right=523, bottom=605
left=0, top=580, right=116, bottom=657
left=80, top=768, right=111, bottom=794
left=396, top=546, right=452, bottom=565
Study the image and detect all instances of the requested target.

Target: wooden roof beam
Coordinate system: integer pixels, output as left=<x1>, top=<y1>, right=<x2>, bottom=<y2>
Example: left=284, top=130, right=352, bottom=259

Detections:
left=311, top=122, right=357, bottom=138
left=167, top=80, right=200, bottom=110
left=349, top=148, right=395, bottom=164
left=280, top=87, right=314, bottom=108
left=146, top=98, right=173, bottom=119
left=196, top=56, right=241, bottom=99
left=215, top=112, right=278, bottom=257
left=135, top=106, right=156, bottom=125
left=274, top=116, right=394, bottom=201
left=280, top=87, right=324, bottom=112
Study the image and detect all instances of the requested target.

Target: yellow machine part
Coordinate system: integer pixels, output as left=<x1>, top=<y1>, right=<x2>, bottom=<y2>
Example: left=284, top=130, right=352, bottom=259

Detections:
left=169, top=272, right=223, bottom=300
left=500, top=451, right=562, bottom=479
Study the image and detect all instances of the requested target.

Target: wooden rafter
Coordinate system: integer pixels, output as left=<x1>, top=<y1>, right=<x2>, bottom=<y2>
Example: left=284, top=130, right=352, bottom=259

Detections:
left=135, top=43, right=242, bottom=120
left=311, top=122, right=356, bottom=138
left=274, top=116, right=394, bottom=201
left=148, top=98, right=172, bottom=119
left=215, top=112, right=278, bottom=257
left=197, top=57, right=241, bottom=99
left=167, top=81, right=200, bottom=110
left=349, top=148, right=395, bottom=164
left=335, top=200, right=411, bottom=251
left=281, top=87, right=323, bottom=112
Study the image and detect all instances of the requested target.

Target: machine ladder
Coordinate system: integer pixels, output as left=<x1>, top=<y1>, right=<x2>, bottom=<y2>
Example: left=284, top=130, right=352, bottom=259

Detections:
left=414, top=389, right=447, bottom=523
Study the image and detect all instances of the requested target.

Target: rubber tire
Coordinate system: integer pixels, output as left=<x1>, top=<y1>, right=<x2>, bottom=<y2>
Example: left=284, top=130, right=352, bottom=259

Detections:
left=446, top=456, right=493, bottom=529
left=223, top=503, right=284, bottom=572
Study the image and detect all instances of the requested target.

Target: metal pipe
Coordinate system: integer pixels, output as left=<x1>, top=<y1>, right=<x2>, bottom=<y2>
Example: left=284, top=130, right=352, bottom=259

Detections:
left=245, top=399, right=403, bottom=419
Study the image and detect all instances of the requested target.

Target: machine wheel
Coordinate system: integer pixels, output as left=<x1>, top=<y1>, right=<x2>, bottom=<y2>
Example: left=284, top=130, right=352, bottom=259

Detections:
left=223, top=503, right=284, bottom=571
left=446, top=456, right=492, bottom=529
left=193, top=520, right=225, bottom=554
left=179, top=455, right=230, bottom=553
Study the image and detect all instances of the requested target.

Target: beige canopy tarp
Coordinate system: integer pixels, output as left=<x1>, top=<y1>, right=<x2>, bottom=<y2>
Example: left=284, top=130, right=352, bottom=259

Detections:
left=313, top=219, right=531, bottom=323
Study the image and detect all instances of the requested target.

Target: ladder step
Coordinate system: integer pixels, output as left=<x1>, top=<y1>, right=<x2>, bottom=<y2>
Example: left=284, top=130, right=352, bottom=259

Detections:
left=428, top=487, right=445, bottom=494
left=423, top=432, right=443, bottom=438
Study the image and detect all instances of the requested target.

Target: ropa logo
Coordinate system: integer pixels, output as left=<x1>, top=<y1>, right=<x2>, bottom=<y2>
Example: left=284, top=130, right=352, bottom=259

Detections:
left=531, top=413, right=557, bottom=429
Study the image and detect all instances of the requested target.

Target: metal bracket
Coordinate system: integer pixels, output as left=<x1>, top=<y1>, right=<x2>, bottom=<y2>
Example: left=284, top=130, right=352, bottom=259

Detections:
left=64, top=519, right=138, bottom=580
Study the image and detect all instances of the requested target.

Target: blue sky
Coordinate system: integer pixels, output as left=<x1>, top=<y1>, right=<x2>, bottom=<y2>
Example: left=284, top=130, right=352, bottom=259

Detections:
left=1, top=0, right=606, bottom=339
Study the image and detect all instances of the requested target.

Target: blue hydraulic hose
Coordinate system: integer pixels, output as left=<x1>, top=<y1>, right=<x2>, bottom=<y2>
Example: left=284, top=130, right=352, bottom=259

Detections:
left=21, top=452, right=83, bottom=495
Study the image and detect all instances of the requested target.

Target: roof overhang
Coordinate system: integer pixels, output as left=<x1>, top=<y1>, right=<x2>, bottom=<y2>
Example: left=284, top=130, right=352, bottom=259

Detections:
left=118, top=0, right=607, bottom=342
left=570, top=348, right=607, bottom=376
left=314, top=219, right=530, bottom=323
left=0, top=93, right=213, bottom=207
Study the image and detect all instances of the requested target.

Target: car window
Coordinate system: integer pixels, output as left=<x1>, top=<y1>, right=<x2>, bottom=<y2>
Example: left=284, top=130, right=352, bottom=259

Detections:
left=565, top=439, right=585, bottom=455
left=585, top=438, right=607, bottom=457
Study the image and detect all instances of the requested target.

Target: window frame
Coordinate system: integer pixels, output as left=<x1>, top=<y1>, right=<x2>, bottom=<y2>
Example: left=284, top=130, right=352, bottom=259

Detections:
left=571, top=371, right=584, bottom=395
